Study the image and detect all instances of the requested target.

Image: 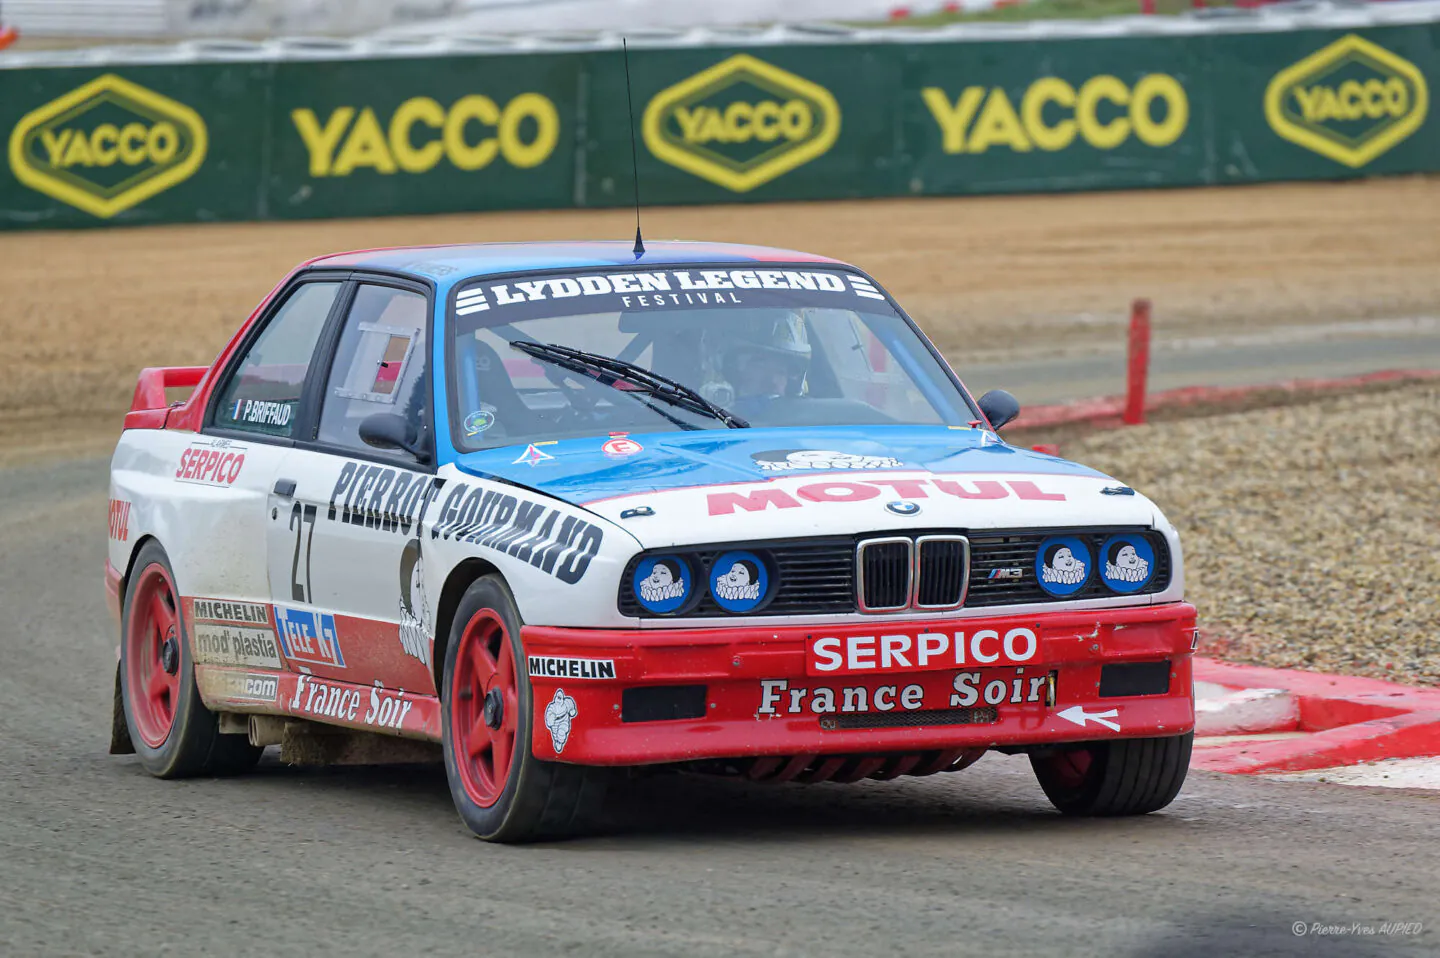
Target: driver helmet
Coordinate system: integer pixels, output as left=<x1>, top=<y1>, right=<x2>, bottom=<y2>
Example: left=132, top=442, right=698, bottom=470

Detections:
left=719, top=311, right=812, bottom=400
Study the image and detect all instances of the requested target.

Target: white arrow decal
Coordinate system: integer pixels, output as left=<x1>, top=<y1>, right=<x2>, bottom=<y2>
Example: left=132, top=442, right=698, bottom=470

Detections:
left=1057, top=705, right=1121, bottom=732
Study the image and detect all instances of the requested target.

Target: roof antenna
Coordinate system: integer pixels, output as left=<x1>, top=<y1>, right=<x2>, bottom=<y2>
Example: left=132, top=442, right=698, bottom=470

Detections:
left=622, top=38, right=645, bottom=257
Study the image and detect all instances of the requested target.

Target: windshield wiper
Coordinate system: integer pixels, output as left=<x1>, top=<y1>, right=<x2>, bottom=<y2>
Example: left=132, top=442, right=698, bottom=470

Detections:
left=509, top=341, right=750, bottom=429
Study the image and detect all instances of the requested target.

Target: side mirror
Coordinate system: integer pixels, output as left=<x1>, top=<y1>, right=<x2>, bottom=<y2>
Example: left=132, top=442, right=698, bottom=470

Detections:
left=359, top=413, right=425, bottom=459
left=976, top=389, right=1021, bottom=431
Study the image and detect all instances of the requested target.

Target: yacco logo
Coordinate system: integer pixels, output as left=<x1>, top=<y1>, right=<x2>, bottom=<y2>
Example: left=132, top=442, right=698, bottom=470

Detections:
left=923, top=74, right=1188, bottom=155
left=1264, top=34, right=1429, bottom=168
left=642, top=54, right=841, bottom=193
left=291, top=94, right=560, bottom=178
left=8, top=74, right=207, bottom=219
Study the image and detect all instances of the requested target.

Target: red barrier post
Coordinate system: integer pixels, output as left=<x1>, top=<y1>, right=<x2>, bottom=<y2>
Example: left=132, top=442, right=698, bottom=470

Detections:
left=1123, top=298, right=1151, bottom=425
left=1139, top=0, right=1156, bottom=13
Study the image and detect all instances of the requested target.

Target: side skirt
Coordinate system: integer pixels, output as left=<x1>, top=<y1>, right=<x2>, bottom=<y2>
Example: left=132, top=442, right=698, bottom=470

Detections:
left=197, top=665, right=442, bottom=743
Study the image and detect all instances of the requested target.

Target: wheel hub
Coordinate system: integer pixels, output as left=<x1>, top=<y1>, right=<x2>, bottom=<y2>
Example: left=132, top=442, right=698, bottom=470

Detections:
left=482, top=687, right=504, bottom=729
left=160, top=627, right=180, bottom=675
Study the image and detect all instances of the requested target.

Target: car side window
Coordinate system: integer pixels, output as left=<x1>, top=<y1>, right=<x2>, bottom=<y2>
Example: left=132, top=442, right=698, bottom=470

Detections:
left=317, top=284, right=430, bottom=458
left=214, top=282, right=341, bottom=439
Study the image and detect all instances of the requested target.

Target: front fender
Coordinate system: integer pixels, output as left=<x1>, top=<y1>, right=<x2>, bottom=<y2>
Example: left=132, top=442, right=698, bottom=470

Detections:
left=423, top=468, right=641, bottom=629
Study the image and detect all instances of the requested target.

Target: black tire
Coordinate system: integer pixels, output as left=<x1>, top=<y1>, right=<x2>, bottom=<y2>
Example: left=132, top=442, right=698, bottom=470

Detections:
left=119, top=541, right=263, bottom=778
left=1030, top=732, right=1192, bottom=816
left=441, top=575, right=608, bottom=842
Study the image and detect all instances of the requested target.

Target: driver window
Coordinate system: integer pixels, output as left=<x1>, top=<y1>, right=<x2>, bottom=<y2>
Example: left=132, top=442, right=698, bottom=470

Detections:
left=214, top=282, right=340, bottom=439
left=318, top=284, right=430, bottom=458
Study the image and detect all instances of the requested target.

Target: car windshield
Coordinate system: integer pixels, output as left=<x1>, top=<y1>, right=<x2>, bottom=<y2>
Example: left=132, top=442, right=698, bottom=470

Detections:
left=446, top=265, right=974, bottom=451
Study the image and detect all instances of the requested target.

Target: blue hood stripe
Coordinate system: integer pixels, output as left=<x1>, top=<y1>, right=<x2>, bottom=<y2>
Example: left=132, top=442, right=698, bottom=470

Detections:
left=455, top=425, right=1106, bottom=506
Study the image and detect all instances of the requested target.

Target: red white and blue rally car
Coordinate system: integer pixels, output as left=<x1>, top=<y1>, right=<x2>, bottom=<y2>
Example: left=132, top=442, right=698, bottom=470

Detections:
left=107, top=241, right=1197, bottom=841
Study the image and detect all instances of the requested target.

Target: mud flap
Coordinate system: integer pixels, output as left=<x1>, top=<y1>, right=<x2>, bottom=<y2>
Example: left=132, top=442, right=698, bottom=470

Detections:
left=109, top=661, right=135, bottom=755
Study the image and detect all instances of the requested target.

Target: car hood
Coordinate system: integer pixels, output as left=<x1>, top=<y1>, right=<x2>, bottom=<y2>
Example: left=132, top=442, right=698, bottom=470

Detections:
left=454, top=425, right=1159, bottom=548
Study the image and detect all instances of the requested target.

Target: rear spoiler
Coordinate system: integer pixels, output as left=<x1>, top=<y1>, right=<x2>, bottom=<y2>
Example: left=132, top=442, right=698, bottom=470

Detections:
left=125, top=366, right=208, bottom=430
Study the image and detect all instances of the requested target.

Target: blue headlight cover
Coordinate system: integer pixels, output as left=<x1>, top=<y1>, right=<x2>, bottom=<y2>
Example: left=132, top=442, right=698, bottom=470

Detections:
left=1099, top=534, right=1156, bottom=593
left=708, top=550, right=769, bottom=613
left=633, top=555, right=692, bottom=614
left=1035, top=535, right=1092, bottom=597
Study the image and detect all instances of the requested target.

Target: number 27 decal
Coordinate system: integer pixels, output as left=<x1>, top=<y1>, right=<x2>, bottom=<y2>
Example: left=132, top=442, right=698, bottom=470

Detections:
left=290, top=502, right=317, bottom=603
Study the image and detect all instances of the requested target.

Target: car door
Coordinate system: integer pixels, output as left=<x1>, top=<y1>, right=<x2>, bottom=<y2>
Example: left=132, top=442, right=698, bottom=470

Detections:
left=265, top=277, right=442, bottom=697
left=184, top=276, right=347, bottom=676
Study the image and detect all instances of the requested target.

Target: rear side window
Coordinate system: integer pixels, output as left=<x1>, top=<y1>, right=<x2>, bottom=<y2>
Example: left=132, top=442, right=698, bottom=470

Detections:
left=215, top=282, right=340, bottom=439
left=317, top=284, right=430, bottom=457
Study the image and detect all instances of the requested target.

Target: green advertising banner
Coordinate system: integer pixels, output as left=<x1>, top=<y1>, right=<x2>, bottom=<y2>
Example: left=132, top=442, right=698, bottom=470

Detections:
left=583, top=46, right=906, bottom=206
left=898, top=35, right=1209, bottom=196
left=265, top=52, right=581, bottom=219
left=0, top=61, right=271, bottom=227
left=0, top=19, right=1435, bottom=228
left=1207, top=25, right=1439, bottom=183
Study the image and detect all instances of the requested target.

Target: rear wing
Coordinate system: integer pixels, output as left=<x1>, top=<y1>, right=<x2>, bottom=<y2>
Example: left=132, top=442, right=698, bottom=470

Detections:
left=125, top=366, right=209, bottom=430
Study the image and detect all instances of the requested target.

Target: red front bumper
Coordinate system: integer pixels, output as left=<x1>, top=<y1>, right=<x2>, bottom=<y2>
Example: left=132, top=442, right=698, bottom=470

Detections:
left=522, top=603, right=1197, bottom=766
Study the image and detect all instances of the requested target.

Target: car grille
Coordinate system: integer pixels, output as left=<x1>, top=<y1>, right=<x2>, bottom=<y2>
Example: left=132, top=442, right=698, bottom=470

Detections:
left=855, top=535, right=969, bottom=611
left=916, top=536, right=968, bottom=608
left=822, top=707, right=998, bottom=730
left=857, top=538, right=911, bottom=611
left=965, top=530, right=1172, bottom=608
left=618, top=528, right=1170, bottom=618
left=618, top=540, right=856, bottom=618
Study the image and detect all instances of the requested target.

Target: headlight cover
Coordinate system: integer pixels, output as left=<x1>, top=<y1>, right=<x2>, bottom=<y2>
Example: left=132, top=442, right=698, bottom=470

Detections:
left=632, top=554, right=695, bottom=614
left=1035, top=535, right=1093, bottom=597
left=1099, top=534, right=1157, bottom=593
left=708, top=550, right=770, bottom=613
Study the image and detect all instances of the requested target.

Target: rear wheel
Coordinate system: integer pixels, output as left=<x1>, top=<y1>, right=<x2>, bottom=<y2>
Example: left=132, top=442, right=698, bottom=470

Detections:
left=441, top=575, right=607, bottom=842
left=1030, top=733, right=1192, bottom=816
left=119, top=541, right=262, bottom=778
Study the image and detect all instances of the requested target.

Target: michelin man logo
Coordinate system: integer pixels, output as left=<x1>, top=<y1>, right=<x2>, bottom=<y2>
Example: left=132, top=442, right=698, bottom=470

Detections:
left=1106, top=542, right=1150, bottom=583
left=544, top=689, right=578, bottom=754
left=639, top=559, right=686, bottom=603
left=752, top=449, right=903, bottom=472
left=714, top=560, right=761, bottom=601
left=1041, top=544, right=1086, bottom=586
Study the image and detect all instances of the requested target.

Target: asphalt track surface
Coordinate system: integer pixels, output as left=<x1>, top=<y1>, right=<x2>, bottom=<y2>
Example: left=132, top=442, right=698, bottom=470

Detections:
left=2, top=456, right=1437, bottom=958
left=961, top=316, right=1440, bottom=405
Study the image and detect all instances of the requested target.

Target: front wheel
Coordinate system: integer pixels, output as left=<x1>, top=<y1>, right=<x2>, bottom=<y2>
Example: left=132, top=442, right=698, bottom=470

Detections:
left=1030, top=733, right=1192, bottom=816
left=119, top=541, right=262, bottom=778
left=441, top=575, right=608, bottom=842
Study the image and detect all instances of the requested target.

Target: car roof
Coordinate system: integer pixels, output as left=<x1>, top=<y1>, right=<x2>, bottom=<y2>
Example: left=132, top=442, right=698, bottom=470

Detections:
left=309, top=240, right=847, bottom=280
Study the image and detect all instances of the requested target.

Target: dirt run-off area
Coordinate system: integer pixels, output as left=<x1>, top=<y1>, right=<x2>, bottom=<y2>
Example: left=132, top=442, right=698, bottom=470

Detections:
left=1, top=176, right=1438, bottom=462
left=1060, top=380, right=1440, bottom=685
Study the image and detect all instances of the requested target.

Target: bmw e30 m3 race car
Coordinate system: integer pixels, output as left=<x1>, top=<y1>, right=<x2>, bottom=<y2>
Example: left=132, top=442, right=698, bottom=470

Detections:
left=106, top=241, right=1197, bottom=842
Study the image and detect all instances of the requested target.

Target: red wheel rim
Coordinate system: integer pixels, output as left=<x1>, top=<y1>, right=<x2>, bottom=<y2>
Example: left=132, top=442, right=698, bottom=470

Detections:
left=125, top=562, right=183, bottom=748
left=1047, top=748, right=1094, bottom=790
left=450, top=609, right=519, bottom=808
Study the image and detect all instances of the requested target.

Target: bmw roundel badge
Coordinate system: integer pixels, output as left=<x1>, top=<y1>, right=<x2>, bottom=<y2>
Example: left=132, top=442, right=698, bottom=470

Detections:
left=886, top=501, right=921, bottom=517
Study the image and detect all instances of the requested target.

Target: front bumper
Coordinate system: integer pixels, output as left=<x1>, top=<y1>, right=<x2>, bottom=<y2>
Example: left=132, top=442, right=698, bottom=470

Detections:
left=522, top=603, right=1197, bottom=766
